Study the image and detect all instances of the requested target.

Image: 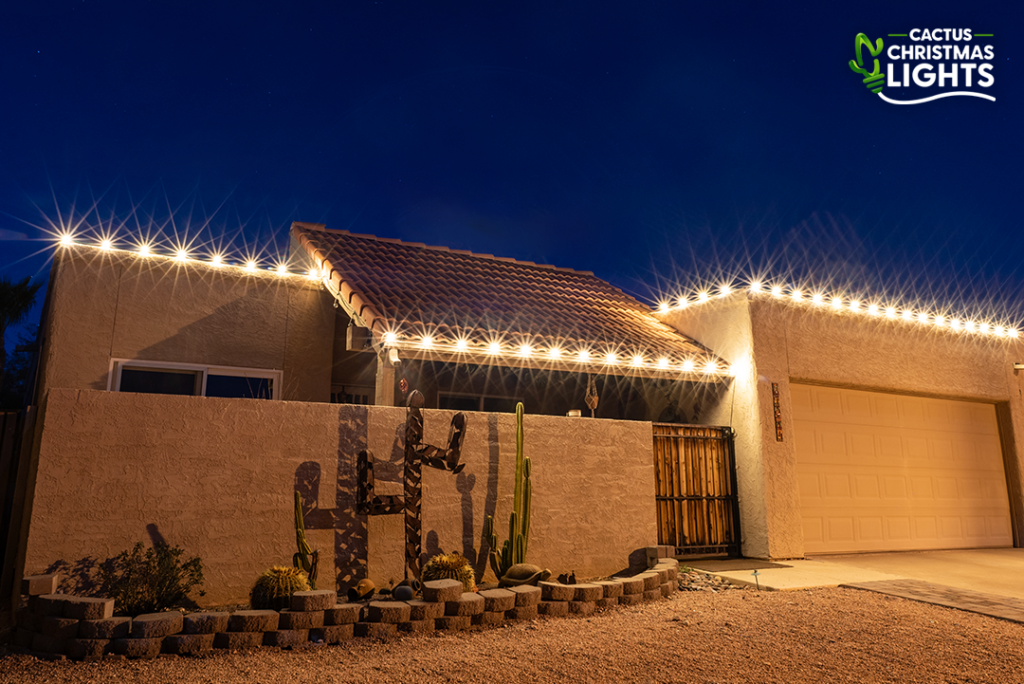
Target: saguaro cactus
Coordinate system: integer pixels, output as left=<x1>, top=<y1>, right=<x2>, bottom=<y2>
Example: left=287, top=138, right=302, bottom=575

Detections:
left=293, top=491, right=319, bottom=589
left=485, top=402, right=532, bottom=580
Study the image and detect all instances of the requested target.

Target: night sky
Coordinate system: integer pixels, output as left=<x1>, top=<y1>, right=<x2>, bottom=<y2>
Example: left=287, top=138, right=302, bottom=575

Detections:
left=1, top=1, right=1021, bottom=350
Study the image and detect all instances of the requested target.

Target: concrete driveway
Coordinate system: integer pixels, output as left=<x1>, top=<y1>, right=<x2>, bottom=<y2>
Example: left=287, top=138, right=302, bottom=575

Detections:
left=700, top=548, right=1024, bottom=600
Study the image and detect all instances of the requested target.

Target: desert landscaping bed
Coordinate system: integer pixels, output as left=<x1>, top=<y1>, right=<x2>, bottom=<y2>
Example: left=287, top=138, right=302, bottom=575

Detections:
left=3, top=585, right=1024, bottom=684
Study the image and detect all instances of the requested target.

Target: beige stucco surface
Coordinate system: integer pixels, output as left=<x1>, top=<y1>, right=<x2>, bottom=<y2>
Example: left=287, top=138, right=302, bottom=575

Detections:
left=25, top=389, right=656, bottom=605
left=659, top=295, right=1024, bottom=559
left=38, top=247, right=334, bottom=402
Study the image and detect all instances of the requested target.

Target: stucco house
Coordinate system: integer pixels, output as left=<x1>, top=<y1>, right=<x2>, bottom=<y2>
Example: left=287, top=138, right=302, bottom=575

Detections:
left=6, top=221, right=1024, bottom=605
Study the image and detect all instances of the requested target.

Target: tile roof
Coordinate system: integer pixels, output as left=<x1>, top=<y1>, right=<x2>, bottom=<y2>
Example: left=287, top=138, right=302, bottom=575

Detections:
left=291, top=222, right=722, bottom=377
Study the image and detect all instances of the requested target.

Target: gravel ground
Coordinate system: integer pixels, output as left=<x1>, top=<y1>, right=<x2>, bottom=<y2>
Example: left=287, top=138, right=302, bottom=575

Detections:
left=3, top=584, right=1023, bottom=684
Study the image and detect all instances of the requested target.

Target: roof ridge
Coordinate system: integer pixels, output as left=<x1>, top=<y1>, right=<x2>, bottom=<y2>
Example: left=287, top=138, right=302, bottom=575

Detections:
left=308, top=225, right=595, bottom=276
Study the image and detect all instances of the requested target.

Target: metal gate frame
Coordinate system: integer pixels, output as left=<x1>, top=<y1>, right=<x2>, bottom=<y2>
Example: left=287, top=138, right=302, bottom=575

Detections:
left=653, top=423, right=741, bottom=556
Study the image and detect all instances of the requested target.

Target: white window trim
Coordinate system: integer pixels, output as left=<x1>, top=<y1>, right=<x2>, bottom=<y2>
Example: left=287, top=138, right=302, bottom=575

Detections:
left=108, top=359, right=283, bottom=400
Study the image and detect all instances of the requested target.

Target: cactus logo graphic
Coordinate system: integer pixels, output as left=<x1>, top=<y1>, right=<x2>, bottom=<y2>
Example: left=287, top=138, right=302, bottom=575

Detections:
left=848, top=29, right=996, bottom=104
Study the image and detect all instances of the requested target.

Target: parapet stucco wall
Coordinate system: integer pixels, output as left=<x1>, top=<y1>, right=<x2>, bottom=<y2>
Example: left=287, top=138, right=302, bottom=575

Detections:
left=659, top=295, right=1024, bottom=558
left=25, top=389, right=657, bottom=605
left=38, top=247, right=334, bottom=403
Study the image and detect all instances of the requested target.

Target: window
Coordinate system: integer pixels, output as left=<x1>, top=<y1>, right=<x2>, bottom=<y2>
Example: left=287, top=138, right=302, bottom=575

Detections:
left=438, top=392, right=521, bottom=413
left=331, top=385, right=374, bottom=405
left=109, top=360, right=281, bottom=400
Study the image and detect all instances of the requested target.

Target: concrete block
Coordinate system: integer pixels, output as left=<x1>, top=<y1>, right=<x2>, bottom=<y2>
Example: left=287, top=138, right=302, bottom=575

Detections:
left=478, top=588, right=516, bottom=612
left=62, top=597, right=114, bottom=621
left=616, top=576, right=645, bottom=595
left=474, top=611, right=506, bottom=626
left=642, top=589, right=662, bottom=601
left=445, top=593, right=484, bottom=616
left=539, top=582, right=575, bottom=601
left=228, top=610, right=279, bottom=632
left=290, top=590, right=336, bottom=612
left=31, top=632, right=67, bottom=654
left=79, top=616, right=131, bottom=639
left=572, top=584, right=603, bottom=602
left=66, top=638, right=111, bottom=661
left=655, top=564, right=678, bottom=581
left=262, top=629, right=309, bottom=648
left=569, top=601, right=596, bottom=616
left=433, top=615, right=470, bottom=631
left=637, top=573, right=661, bottom=590
left=422, top=579, right=463, bottom=603
left=660, top=545, right=674, bottom=558
left=324, top=603, right=361, bottom=625
left=278, top=609, right=325, bottom=630
left=163, top=633, right=215, bottom=655
left=537, top=600, right=568, bottom=617
left=506, top=604, right=538, bottom=620
left=618, top=592, right=643, bottom=606
left=311, top=624, right=355, bottom=643
left=407, top=599, right=445, bottom=621
left=594, top=580, right=624, bottom=598
left=111, top=637, right=163, bottom=659
left=213, top=631, right=263, bottom=649
left=183, top=612, right=230, bottom=634
left=508, top=585, right=541, bottom=606
left=646, top=546, right=660, bottom=564
left=367, top=601, right=412, bottom=623
left=661, top=582, right=674, bottom=598
left=651, top=567, right=671, bottom=584
left=131, top=612, right=183, bottom=638
left=397, top=619, right=435, bottom=633
left=33, top=594, right=68, bottom=617
left=13, top=628, right=34, bottom=648
left=596, top=597, right=619, bottom=609
left=41, top=616, right=80, bottom=640
left=16, top=609, right=43, bottom=632
left=656, top=557, right=680, bottom=569
left=354, top=622, right=397, bottom=639
left=21, top=574, right=60, bottom=596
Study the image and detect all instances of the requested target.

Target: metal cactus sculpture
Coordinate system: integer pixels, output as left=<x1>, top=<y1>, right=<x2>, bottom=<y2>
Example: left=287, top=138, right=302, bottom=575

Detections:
left=356, top=390, right=467, bottom=580
left=485, top=402, right=532, bottom=580
left=293, top=491, right=319, bottom=589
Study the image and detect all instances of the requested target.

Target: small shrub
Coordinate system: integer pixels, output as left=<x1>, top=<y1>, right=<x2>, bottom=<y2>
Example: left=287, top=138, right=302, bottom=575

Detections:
left=97, top=542, right=205, bottom=615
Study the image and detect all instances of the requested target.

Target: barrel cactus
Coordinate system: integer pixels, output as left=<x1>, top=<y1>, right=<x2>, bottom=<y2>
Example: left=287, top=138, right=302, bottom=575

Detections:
left=421, top=552, right=475, bottom=592
left=250, top=566, right=310, bottom=610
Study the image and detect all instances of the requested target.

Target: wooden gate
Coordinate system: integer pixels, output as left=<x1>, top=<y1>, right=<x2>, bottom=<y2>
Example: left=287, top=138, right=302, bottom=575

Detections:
left=653, top=423, right=741, bottom=556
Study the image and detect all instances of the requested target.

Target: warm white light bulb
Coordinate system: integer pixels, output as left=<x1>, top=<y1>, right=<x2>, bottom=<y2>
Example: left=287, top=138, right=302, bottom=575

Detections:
left=677, top=297, right=689, bottom=309
left=849, top=299, right=861, bottom=312
left=951, top=318, right=962, bottom=331
left=99, top=239, right=113, bottom=251
left=885, top=307, right=896, bottom=319
left=456, top=339, right=468, bottom=352
left=421, top=336, right=434, bottom=348
left=749, top=281, right=762, bottom=293
left=901, top=310, right=913, bottom=321
left=276, top=264, right=287, bottom=276
left=245, top=260, right=257, bottom=272
left=704, top=360, right=718, bottom=374
left=658, top=302, right=669, bottom=313
left=548, top=347, right=562, bottom=359
left=965, top=321, right=977, bottom=332
left=812, top=293, right=824, bottom=306
left=1010, top=329, right=1019, bottom=339
left=995, top=325, right=1005, bottom=337
left=59, top=234, right=74, bottom=246
left=682, top=359, right=695, bottom=372
left=771, top=285, right=783, bottom=298
left=519, top=344, right=532, bottom=357
left=979, top=322, right=991, bottom=335
left=138, top=244, right=151, bottom=256
left=604, top=352, right=617, bottom=365
left=211, top=255, right=223, bottom=267
left=488, top=342, right=501, bottom=355
left=697, top=291, right=709, bottom=303
left=719, top=285, right=732, bottom=297
left=307, top=268, right=319, bottom=280
left=934, top=315, right=946, bottom=328
left=631, top=355, right=644, bottom=367
left=791, top=289, right=802, bottom=301
left=176, top=249, right=189, bottom=262
left=383, top=332, right=397, bottom=346
left=577, top=349, right=591, bottom=362
left=657, top=357, right=669, bottom=369
left=831, top=297, right=842, bottom=310
left=917, top=312, right=929, bottom=324
left=867, top=304, right=879, bottom=316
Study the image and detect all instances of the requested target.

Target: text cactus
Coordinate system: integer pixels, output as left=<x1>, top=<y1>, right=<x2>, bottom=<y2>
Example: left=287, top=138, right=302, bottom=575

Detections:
left=485, top=402, right=532, bottom=580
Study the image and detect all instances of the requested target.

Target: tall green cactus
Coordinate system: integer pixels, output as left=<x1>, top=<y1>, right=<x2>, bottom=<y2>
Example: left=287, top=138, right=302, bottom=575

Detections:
left=485, top=402, right=532, bottom=580
left=292, top=491, right=319, bottom=589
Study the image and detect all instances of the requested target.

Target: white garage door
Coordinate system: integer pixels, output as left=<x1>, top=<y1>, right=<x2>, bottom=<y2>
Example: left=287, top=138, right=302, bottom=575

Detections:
left=792, top=384, right=1014, bottom=554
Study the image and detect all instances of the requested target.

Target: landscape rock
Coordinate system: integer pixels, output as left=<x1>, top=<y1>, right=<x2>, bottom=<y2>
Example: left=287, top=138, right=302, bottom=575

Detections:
left=367, top=601, right=412, bottom=623
left=213, top=631, right=263, bottom=649
left=262, top=630, right=309, bottom=648
left=422, top=579, right=463, bottom=603
left=163, top=633, right=215, bottom=655
left=539, top=582, right=575, bottom=602
left=111, top=637, right=163, bottom=659
left=508, top=585, right=542, bottom=606
left=278, top=609, right=325, bottom=630
left=478, top=588, right=516, bottom=612
left=291, top=590, right=337, bottom=612
left=183, top=612, right=230, bottom=634
left=131, top=612, right=184, bottom=638
left=407, top=599, right=445, bottom=621
left=324, top=604, right=361, bottom=625
left=228, top=610, right=279, bottom=633
left=445, top=593, right=484, bottom=616
left=79, top=616, right=131, bottom=639
left=311, top=624, right=355, bottom=643
left=62, top=597, right=114, bottom=621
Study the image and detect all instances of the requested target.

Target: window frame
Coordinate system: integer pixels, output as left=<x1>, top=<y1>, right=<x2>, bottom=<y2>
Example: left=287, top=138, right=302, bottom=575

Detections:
left=108, top=359, right=283, bottom=400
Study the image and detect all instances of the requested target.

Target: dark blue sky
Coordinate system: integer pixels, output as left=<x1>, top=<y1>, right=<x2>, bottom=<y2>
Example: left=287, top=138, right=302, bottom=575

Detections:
left=1, top=1, right=1020, bottom=349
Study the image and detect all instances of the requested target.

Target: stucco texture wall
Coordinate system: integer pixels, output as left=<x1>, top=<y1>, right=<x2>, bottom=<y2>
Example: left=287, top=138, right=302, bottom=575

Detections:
left=38, top=247, right=334, bottom=402
left=660, top=295, right=1024, bottom=558
left=25, top=389, right=656, bottom=605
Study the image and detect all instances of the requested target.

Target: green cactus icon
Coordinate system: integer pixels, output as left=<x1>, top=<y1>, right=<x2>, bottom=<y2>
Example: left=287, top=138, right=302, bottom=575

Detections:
left=849, top=33, right=885, bottom=94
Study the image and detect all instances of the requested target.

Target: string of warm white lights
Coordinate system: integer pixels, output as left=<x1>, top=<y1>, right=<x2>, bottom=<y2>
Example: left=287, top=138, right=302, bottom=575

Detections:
left=54, top=234, right=731, bottom=377
left=656, top=279, right=1020, bottom=340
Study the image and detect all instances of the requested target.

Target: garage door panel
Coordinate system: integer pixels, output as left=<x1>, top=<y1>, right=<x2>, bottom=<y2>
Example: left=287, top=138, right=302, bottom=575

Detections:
left=794, top=384, right=1013, bottom=554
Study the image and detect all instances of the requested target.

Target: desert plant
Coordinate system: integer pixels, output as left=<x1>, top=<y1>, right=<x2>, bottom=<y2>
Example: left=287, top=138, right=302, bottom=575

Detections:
left=97, top=542, right=204, bottom=615
left=292, top=491, right=319, bottom=589
left=484, top=402, right=532, bottom=580
left=421, top=552, right=475, bottom=592
left=250, top=566, right=311, bottom=610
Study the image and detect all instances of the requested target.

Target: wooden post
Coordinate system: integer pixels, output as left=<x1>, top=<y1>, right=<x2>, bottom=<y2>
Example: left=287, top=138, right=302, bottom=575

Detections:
left=374, top=351, right=396, bottom=407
